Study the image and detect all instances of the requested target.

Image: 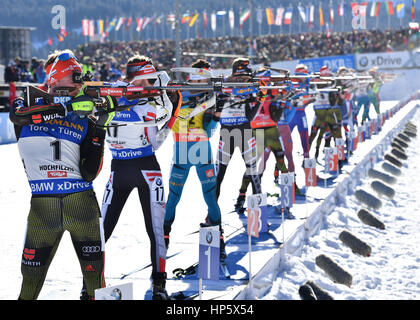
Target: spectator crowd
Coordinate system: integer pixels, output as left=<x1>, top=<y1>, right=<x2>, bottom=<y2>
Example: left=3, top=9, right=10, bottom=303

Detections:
left=4, top=56, right=46, bottom=84
left=4, top=27, right=417, bottom=84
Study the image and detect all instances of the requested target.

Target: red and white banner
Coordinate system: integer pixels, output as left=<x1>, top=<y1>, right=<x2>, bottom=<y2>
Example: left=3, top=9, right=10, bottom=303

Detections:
left=338, top=3, right=344, bottom=16
left=82, top=19, right=89, bottom=36
left=88, top=20, right=95, bottom=37
left=136, top=17, right=144, bottom=32
left=275, top=7, right=284, bottom=26
left=115, top=17, right=126, bottom=31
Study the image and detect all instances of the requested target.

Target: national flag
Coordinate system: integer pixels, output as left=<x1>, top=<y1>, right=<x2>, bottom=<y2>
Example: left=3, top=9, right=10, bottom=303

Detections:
left=203, top=11, right=208, bottom=28
left=275, top=7, right=284, bottom=26
left=256, top=8, right=263, bottom=24
left=189, top=13, right=199, bottom=27
left=60, top=28, right=67, bottom=37
left=48, top=37, right=53, bottom=46
left=326, top=22, right=331, bottom=38
left=338, top=3, right=345, bottom=16
left=329, top=6, right=334, bottom=23
left=309, top=5, right=315, bottom=27
left=98, top=19, right=104, bottom=34
left=370, top=2, right=381, bottom=17
left=239, top=9, right=251, bottom=29
left=136, top=17, right=144, bottom=32
left=115, top=17, right=126, bottom=31
left=89, top=20, right=95, bottom=37
left=181, top=13, right=191, bottom=24
left=203, top=11, right=208, bottom=29
left=107, top=18, right=117, bottom=32
left=126, top=17, right=132, bottom=31
left=211, top=12, right=217, bottom=31
left=386, top=1, right=394, bottom=15
left=266, top=8, right=274, bottom=25
left=360, top=2, right=368, bottom=16
left=284, top=7, right=293, bottom=25
left=155, top=15, right=163, bottom=25
left=142, top=17, right=152, bottom=30
left=396, top=2, right=405, bottom=18
left=82, top=19, right=89, bottom=36
left=319, top=6, right=324, bottom=26
left=409, top=21, right=419, bottom=30
left=253, top=39, right=257, bottom=51
left=167, top=14, right=175, bottom=22
left=298, top=5, right=307, bottom=22
left=229, top=9, right=235, bottom=29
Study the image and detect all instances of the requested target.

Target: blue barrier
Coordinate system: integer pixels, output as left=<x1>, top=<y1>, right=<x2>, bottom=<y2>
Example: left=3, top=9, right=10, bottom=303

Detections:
left=0, top=112, right=16, bottom=144
left=298, top=54, right=355, bottom=73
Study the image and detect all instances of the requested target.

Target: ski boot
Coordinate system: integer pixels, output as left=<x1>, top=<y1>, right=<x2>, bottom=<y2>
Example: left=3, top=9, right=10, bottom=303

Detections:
left=219, top=228, right=227, bottom=262
left=199, top=215, right=211, bottom=228
left=293, top=173, right=305, bottom=197
left=234, top=193, right=246, bottom=215
left=218, top=226, right=230, bottom=278
left=294, top=183, right=305, bottom=197
left=338, top=159, right=344, bottom=174
left=152, top=272, right=170, bottom=300
left=79, top=281, right=93, bottom=300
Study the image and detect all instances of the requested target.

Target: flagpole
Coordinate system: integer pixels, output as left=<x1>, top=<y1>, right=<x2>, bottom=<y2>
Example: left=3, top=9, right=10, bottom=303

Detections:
left=161, top=17, right=165, bottom=40
left=298, top=3, right=302, bottom=33
left=249, top=0, right=254, bottom=39
left=289, top=7, right=292, bottom=35
left=195, top=14, right=199, bottom=38
left=205, top=12, right=208, bottom=39
left=154, top=19, right=157, bottom=40
left=330, top=0, right=333, bottom=34
left=175, top=0, right=181, bottom=74
left=320, top=4, right=322, bottom=33
left=223, top=13, right=226, bottom=37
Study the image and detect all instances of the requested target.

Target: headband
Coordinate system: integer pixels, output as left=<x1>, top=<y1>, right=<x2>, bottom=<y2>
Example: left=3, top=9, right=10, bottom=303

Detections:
left=126, top=61, right=156, bottom=78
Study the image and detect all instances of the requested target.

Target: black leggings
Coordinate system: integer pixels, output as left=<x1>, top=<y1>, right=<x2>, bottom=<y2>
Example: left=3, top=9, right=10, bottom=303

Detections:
left=19, top=190, right=105, bottom=300
left=101, top=155, right=166, bottom=276
left=215, top=126, right=261, bottom=199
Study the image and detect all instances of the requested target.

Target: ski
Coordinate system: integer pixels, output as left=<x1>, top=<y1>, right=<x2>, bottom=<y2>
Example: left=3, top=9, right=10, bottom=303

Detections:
left=170, top=291, right=200, bottom=300
left=120, top=251, right=181, bottom=280
left=267, top=192, right=324, bottom=202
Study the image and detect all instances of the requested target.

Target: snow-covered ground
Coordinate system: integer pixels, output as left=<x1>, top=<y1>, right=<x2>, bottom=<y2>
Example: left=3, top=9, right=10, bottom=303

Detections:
left=263, top=106, right=420, bottom=300
left=0, top=99, right=418, bottom=300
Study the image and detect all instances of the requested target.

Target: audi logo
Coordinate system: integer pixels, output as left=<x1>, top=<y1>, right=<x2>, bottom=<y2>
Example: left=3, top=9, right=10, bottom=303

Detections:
left=82, top=246, right=101, bottom=253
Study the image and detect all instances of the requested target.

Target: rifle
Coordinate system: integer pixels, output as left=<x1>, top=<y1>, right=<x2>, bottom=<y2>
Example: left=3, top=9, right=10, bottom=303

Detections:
left=21, top=84, right=171, bottom=128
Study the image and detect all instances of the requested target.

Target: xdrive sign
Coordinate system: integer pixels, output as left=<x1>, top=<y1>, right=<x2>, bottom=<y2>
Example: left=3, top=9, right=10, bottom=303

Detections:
left=356, top=50, right=420, bottom=70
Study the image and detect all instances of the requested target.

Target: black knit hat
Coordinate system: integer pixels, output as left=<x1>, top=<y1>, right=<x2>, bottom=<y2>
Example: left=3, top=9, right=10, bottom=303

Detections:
left=231, top=58, right=253, bottom=76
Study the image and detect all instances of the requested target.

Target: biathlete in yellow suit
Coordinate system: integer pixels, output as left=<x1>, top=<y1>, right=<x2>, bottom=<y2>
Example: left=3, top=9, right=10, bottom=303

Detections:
left=163, top=59, right=226, bottom=261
